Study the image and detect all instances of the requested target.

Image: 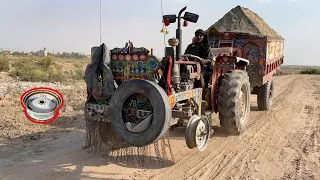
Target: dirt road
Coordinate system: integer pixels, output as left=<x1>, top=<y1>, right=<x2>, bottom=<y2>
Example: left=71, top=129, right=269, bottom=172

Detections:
left=1, top=74, right=320, bottom=180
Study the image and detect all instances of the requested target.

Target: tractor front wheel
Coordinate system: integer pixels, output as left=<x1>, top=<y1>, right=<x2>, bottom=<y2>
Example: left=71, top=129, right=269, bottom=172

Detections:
left=217, top=70, right=250, bottom=135
left=185, top=115, right=211, bottom=151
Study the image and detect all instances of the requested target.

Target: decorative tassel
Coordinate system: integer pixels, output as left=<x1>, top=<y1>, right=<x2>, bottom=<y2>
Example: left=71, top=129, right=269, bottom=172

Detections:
left=164, top=18, right=170, bottom=26
left=183, top=20, right=188, bottom=27
left=160, top=22, right=169, bottom=34
left=83, top=111, right=175, bottom=167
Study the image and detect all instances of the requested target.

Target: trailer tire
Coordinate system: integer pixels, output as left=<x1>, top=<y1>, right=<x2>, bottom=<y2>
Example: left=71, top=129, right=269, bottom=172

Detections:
left=257, top=79, right=274, bottom=111
left=108, top=79, right=171, bottom=147
left=217, top=70, right=250, bottom=135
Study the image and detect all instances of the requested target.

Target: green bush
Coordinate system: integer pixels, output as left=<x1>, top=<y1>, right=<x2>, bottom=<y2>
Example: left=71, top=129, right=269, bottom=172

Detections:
left=73, top=68, right=85, bottom=80
left=10, top=68, right=49, bottom=82
left=9, top=57, right=56, bottom=82
left=74, top=63, right=82, bottom=69
left=300, top=69, right=320, bottom=74
left=8, top=56, right=85, bottom=82
left=48, top=69, right=67, bottom=82
left=0, top=56, right=10, bottom=72
left=37, top=57, right=53, bottom=69
left=11, top=59, right=33, bottom=69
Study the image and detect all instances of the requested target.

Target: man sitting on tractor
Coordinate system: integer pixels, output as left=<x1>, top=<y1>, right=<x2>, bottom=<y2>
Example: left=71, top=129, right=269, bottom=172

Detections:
left=184, top=29, right=210, bottom=61
left=184, top=29, right=213, bottom=102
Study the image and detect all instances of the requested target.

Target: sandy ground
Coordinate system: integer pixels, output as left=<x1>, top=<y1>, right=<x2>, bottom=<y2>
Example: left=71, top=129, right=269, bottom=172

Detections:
left=0, top=74, right=320, bottom=180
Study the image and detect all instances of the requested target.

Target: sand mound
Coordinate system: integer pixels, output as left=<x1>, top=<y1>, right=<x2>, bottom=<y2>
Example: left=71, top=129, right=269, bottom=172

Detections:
left=208, top=5, right=283, bottom=39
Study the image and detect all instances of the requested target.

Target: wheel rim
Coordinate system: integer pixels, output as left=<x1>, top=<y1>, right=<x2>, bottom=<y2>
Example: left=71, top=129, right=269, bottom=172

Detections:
left=195, top=117, right=210, bottom=151
left=239, top=90, right=245, bottom=119
left=121, top=93, right=153, bottom=133
left=269, top=81, right=274, bottom=105
left=238, top=84, right=248, bottom=127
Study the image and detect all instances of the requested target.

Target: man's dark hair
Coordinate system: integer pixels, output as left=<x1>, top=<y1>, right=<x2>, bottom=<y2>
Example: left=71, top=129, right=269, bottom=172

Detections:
left=195, top=29, right=205, bottom=36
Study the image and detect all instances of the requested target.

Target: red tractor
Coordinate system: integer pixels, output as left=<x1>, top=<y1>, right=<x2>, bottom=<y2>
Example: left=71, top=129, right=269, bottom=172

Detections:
left=84, top=6, right=283, bottom=152
left=161, top=6, right=251, bottom=137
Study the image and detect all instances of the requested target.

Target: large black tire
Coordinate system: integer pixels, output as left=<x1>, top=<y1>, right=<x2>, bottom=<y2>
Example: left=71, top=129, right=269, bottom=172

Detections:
left=257, top=79, right=274, bottom=111
left=108, top=79, right=172, bottom=147
left=217, top=70, right=250, bottom=135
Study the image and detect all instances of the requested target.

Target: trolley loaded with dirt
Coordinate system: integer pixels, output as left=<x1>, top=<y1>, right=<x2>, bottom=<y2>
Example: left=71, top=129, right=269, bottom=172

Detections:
left=82, top=5, right=284, bottom=159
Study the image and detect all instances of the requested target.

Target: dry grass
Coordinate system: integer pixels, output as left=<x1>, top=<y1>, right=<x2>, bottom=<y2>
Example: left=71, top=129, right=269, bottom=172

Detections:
left=278, top=65, right=320, bottom=75
left=300, top=68, right=320, bottom=74
left=1, top=55, right=89, bottom=83
left=0, top=55, right=10, bottom=72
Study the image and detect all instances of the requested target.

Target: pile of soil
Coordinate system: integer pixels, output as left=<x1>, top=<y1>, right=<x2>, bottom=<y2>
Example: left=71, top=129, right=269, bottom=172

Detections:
left=208, top=5, right=283, bottom=39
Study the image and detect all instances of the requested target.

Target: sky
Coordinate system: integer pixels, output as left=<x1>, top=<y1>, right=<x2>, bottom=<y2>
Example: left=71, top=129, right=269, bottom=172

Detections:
left=0, top=0, right=319, bottom=65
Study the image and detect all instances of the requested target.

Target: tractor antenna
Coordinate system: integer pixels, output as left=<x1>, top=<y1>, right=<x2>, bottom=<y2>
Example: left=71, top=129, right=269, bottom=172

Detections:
left=99, top=0, right=102, bottom=45
left=160, top=0, right=167, bottom=55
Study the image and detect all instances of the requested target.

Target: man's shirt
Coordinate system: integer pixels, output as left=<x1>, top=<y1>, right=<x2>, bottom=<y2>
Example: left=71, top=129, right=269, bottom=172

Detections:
left=184, top=42, right=210, bottom=60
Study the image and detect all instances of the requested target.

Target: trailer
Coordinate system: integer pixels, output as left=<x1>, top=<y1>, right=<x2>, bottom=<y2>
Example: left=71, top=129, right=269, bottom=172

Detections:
left=207, top=5, right=284, bottom=111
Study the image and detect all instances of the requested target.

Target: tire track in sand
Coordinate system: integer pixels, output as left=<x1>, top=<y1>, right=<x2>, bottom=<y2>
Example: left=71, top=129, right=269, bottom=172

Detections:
left=275, top=76, right=320, bottom=179
left=150, top=75, right=301, bottom=180
left=257, top=78, right=304, bottom=176
left=218, top=77, right=301, bottom=179
left=196, top=76, right=309, bottom=179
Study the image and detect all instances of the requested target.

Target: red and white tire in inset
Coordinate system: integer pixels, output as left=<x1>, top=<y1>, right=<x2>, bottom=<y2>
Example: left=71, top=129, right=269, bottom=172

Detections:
left=20, top=87, right=64, bottom=124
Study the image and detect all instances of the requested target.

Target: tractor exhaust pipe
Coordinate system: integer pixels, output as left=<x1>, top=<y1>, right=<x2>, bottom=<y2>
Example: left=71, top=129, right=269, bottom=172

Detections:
left=170, top=6, right=187, bottom=86
left=176, top=6, right=186, bottom=60
left=168, top=38, right=180, bottom=86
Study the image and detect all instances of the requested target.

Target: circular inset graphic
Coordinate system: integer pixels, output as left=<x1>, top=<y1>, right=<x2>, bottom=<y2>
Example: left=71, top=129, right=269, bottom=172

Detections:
left=20, top=87, right=64, bottom=124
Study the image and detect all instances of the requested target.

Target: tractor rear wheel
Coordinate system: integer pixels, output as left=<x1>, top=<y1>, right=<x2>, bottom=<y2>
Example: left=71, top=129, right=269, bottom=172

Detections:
left=257, top=79, right=274, bottom=111
left=217, top=70, right=250, bottom=135
left=108, top=79, right=172, bottom=147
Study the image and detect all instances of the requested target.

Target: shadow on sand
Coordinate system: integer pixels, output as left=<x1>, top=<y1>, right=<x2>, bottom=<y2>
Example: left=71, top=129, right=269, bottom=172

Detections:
left=42, top=151, right=174, bottom=180
left=0, top=112, right=176, bottom=179
left=250, top=105, right=260, bottom=111
left=168, top=104, right=261, bottom=139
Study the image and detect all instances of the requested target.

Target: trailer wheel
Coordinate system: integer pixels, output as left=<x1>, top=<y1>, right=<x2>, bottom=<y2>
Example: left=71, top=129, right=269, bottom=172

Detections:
left=185, top=115, right=211, bottom=151
left=108, top=79, right=171, bottom=147
left=217, top=70, right=250, bottom=135
left=257, top=79, right=274, bottom=111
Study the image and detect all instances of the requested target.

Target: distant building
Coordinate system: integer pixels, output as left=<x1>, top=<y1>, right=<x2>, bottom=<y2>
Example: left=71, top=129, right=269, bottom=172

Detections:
left=37, top=47, right=48, bottom=57
left=0, top=50, right=12, bottom=55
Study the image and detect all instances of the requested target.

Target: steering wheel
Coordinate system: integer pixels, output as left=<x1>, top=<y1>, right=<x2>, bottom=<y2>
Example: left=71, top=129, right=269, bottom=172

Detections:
left=181, top=54, right=203, bottom=62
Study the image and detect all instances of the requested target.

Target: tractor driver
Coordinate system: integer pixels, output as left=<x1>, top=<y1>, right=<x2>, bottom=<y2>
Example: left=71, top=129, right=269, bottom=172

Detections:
left=184, top=29, right=213, bottom=101
left=184, top=29, right=210, bottom=62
